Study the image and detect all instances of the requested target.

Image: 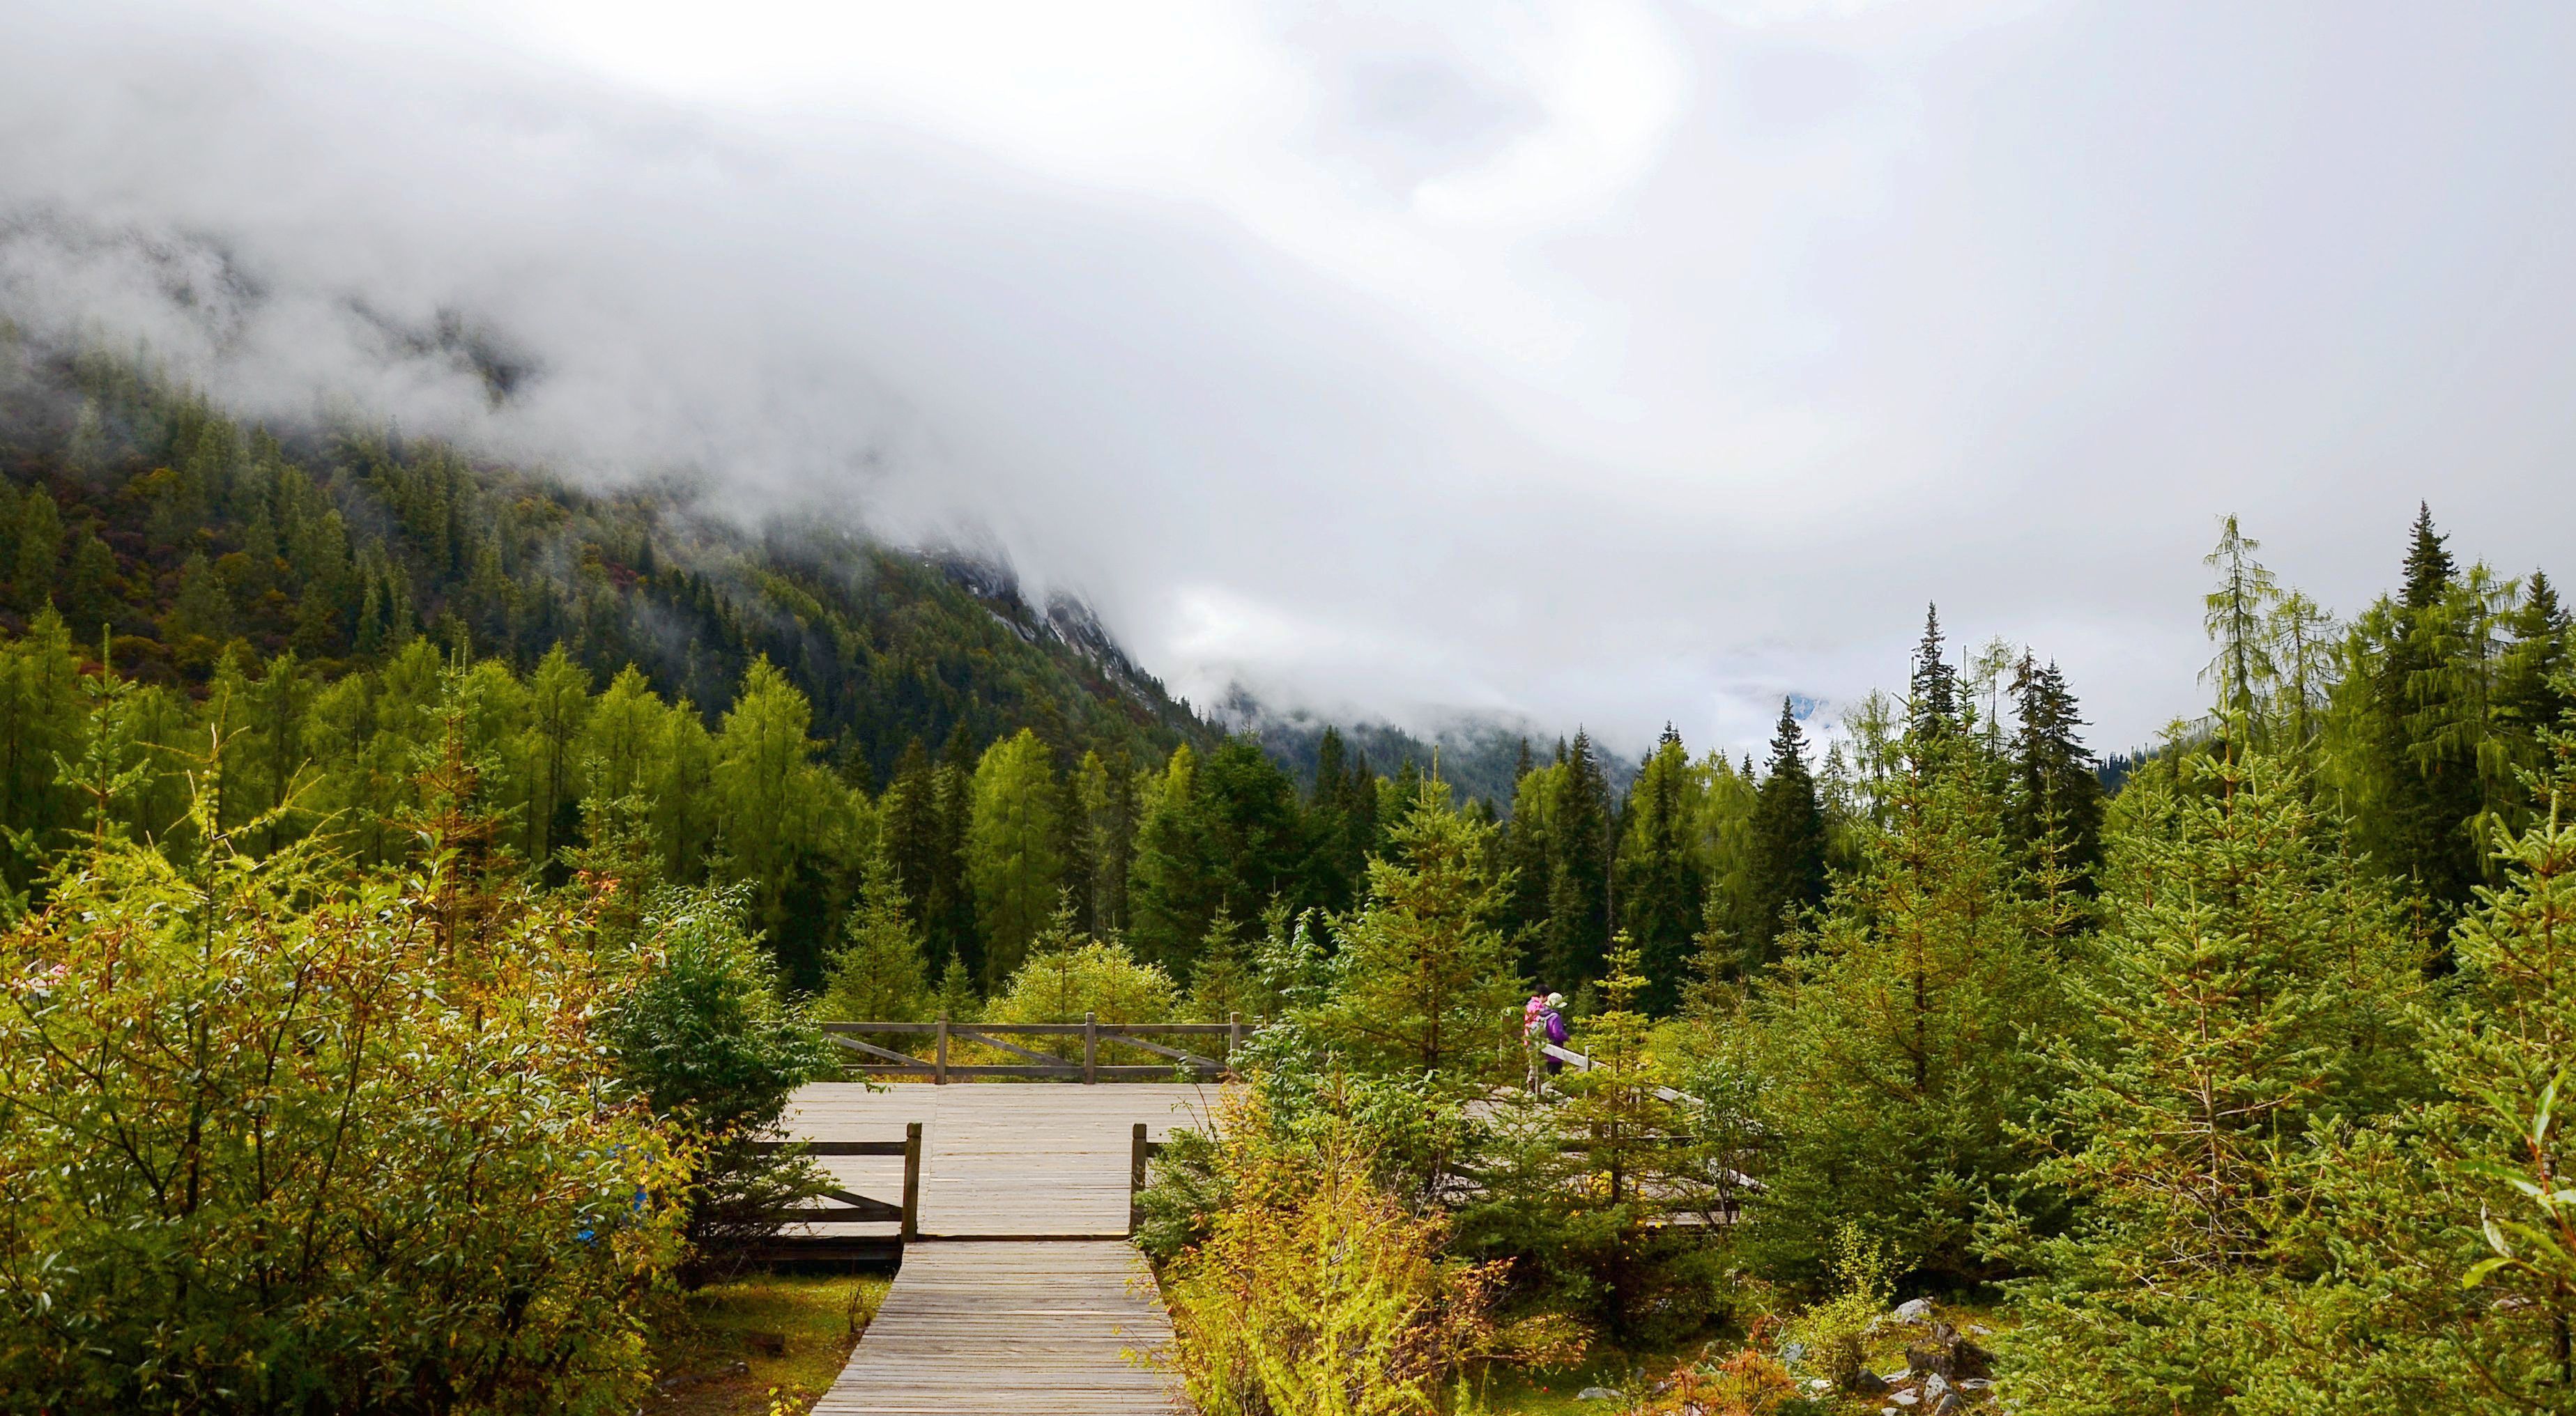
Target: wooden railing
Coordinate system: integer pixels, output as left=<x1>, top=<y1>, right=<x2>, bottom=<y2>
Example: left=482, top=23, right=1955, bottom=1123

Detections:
left=750, top=1123, right=923, bottom=1242
left=1536, top=1041, right=1694, bottom=1104
left=1130, top=1123, right=1165, bottom=1236
left=824, top=1015, right=1251, bottom=1082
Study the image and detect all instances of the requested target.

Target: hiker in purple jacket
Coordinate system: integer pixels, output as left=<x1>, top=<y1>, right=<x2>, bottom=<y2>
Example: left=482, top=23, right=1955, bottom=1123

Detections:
left=1523, top=991, right=1569, bottom=1092
left=1541, top=994, right=1569, bottom=1072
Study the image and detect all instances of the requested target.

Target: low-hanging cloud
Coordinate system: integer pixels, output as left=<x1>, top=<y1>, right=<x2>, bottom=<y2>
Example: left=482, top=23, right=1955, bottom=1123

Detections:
left=6, top=0, right=2576, bottom=762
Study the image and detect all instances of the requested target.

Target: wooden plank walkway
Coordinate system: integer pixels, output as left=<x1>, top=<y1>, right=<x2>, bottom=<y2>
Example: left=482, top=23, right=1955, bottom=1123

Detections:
left=785, top=1082, right=1218, bottom=1238
left=809, top=1242, right=1174, bottom=1415
left=786, top=1082, right=1222, bottom=1413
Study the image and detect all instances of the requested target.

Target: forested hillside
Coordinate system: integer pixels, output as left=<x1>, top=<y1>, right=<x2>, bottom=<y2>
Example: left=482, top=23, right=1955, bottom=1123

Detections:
left=0, top=336, right=1211, bottom=776
left=1214, top=686, right=1635, bottom=808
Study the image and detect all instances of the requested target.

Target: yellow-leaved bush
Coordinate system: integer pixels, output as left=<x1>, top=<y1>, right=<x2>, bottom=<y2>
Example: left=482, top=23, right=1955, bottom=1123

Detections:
left=1158, top=1087, right=1579, bottom=1416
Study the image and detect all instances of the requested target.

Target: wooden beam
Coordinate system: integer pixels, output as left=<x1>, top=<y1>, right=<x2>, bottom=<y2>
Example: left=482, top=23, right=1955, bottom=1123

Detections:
left=946, top=1028, right=1079, bottom=1069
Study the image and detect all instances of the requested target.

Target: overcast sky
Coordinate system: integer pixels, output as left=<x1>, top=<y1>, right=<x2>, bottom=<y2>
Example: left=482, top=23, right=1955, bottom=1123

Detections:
left=5, top=0, right=2575, bottom=759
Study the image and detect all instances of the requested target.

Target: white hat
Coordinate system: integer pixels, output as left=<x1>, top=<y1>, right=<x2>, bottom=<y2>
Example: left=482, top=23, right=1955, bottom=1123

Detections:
left=1545, top=992, right=1564, bottom=1007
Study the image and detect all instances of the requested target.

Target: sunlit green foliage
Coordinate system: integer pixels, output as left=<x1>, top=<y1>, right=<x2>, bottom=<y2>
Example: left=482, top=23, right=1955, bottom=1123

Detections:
left=0, top=782, right=685, bottom=1413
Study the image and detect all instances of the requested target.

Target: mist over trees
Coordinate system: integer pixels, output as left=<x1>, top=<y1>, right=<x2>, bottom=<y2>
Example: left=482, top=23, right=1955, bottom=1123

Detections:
left=11, top=337, right=2576, bottom=1413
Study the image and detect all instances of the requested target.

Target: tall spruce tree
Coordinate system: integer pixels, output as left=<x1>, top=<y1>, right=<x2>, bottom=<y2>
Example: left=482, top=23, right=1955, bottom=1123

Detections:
left=2007, top=654, right=2106, bottom=926
left=1617, top=726, right=1703, bottom=1013
left=2008, top=745, right=2423, bottom=1415
left=1745, top=699, right=1828, bottom=974
left=1542, top=728, right=1614, bottom=992
left=2299, top=704, right=2576, bottom=1411
left=2370, top=504, right=2484, bottom=917
left=1748, top=736, right=2048, bottom=1290
left=2496, top=570, right=2573, bottom=819
left=1910, top=603, right=1961, bottom=747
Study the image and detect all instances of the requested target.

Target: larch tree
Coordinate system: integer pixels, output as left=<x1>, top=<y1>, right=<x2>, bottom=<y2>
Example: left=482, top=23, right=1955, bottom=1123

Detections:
left=966, top=728, right=1066, bottom=989
left=2202, top=515, right=2283, bottom=742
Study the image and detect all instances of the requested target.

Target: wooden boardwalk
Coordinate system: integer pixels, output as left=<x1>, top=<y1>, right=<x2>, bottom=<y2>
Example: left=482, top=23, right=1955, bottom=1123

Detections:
left=786, top=1082, right=1220, bottom=1413
left=810, top=1242, right=1174, bottom=1415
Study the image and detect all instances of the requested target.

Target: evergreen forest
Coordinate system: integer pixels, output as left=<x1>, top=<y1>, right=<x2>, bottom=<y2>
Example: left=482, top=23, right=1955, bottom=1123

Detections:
left=8, top=332, right=2576, bottom=1415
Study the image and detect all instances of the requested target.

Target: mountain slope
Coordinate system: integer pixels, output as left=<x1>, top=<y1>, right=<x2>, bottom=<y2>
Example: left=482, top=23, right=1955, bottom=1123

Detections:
left=0, top=335, right=1216, bottom=780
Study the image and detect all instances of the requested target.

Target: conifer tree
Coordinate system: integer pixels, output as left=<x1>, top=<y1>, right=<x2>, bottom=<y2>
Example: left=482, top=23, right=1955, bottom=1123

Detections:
left=1197, top=737, right=1305, bottom=938
left=1745, top=699, right=1828, bottom=974
left=880, top=740, right=942, bottom=931
left=62, top=531, right=116, bottom=640
left=1301, top=727, right=1370, bottom=915
left=2366, top=503, right=2484, bottom=916
left=1909, top=603, right=1959, bottom=746
left=1616, top=726, right=1703, bottom=1012
left=1748, top=741, right=2048, bottom=1289
left=966, top=728, right=1066, bottom=989
left=2269, top=588, right=2340, bottom=755
left=2007, top=654, right=2106, bottom=926
left=1186, top=903, right=1263, bottom=1023
left=1551, top=938, right=1708, bottom=1339
left=2009, top=744, right=2424, bottom=1413
left=522, top=646, right=591, bottom=872
left=1542, top=729, right=1613, bottom=992
left=1317, top=777, right=1521, bottom=1082
left=1073, top=747, right=1138, bottom=934
left=928, top=747, right=979, bottom=984
left=11, top=488, right=59, bottom=613
left=2202, top=515, right=2283, bottom=741
left=930, top=946, right=982, bottom=1021
left=1500, top=742, right=1556, bottom=973
left=824, top=844, right=930, bottom=1023
left=2497, top=569, right=2573, bottom=800
left=1130, top=744, right=1219, bottom=975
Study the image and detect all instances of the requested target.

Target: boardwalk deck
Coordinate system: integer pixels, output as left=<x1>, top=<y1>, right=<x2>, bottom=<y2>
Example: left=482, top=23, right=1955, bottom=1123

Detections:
left=808, top=1242, right=1174, bottom=1415
left=786, top=1082, right=1221, bottom=1413
left=785, top=1081, right=1219, bottom=1238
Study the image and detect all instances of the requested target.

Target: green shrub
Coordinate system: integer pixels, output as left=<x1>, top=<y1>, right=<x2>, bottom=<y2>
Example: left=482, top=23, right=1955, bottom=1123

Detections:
left=0, top=816, right=685, bottom=1414
left=606, top=886, right=836, bottom=1285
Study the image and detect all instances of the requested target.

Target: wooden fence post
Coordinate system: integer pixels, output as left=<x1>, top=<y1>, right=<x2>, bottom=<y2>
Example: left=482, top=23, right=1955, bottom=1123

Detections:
left=935, top=1016, right=949, bottom=1085
left=1130, top=1122, right=1148, bottom=1235
left=1083, top=1012, right=1098, bottom=1085
left=901, top=1121, right=922, bottom=1244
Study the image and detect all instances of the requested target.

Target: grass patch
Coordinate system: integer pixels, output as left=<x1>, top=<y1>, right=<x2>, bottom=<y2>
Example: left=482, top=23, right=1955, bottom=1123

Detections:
left=645, top=1272, right=890, bottom=1416
left=1473, top=1345, right=1692, bottom=1415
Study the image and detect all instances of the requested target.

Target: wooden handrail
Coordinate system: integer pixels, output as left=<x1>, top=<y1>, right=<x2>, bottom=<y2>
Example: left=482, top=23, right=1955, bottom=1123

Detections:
left=821, top=1020, right=1248, bottom=1036
left=824, top=1015, right=1253, bottom=1084
left=1538, top=1041, right=1694, bottom=1105
left=746, top=1123, right=922, bottom=1240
